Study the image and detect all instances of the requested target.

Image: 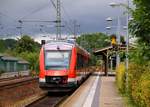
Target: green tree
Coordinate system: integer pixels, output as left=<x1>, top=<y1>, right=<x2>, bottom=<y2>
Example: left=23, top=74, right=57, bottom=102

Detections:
left=0, top=40, right=6, bottom=52
left=129, top=0, right=150, bottom=61
left=19, top=52, right=39, bottom=72
left=76, top=33, right=110, bottom=52
left=4, top=39, right=17, bottom=49
left=122, top=1, right=150, bottom=106
left=14, top=35, right=40, bottom=72
left=15, top=35, right=40, bottom=53
left=76, top=32, right=110, bottom=65
left=0, top=39, right=17, bottom=53
left=0, top=35, right=40, bottom=73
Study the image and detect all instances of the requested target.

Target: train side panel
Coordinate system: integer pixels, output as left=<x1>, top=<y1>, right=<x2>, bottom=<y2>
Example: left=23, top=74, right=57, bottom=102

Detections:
left=68, top=47, right=77, bottom=84
left=39, top=47, right=45, bottom=83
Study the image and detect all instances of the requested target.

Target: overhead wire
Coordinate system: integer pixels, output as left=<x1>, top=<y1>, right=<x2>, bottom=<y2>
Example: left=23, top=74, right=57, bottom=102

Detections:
left=50, top=0, right=57, bottom=10
left=0, top=11, right=20, bottom=36
left=61, top=4, right=72, bottom=22
left=17, top=3, right=53, bottom=35
left=61, top=4, right=74, bottom=34
left=0, top=2, right=53, bottom=36
left=19, top=3, right=49, bottom=20
left=0, top=11, right=17, bottom=22
left=61, top=1, right=76, bottom=35
left=61, top=1, right=82, bottom=36
left=63, top=21, right=74, bottom=34
left=0, top=0, right=76, bottom=36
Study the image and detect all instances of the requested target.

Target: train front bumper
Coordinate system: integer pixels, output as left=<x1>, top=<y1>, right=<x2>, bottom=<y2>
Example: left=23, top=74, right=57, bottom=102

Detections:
left=39, top=77, right=77, bottom=92
left=39, top=82, right=77, bottom=92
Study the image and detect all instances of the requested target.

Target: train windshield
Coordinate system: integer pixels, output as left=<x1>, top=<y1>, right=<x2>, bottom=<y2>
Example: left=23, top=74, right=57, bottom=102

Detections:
left=45, top=50, right=71, bottom=70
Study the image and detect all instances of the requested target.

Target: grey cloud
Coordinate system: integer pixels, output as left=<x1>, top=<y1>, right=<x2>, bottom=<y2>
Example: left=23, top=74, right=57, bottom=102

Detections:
left=0, top=0, right=128, bottom=37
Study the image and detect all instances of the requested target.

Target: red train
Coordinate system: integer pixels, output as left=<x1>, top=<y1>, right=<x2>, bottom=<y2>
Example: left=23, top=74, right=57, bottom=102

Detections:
left=39, top=40, right=91, bottom=92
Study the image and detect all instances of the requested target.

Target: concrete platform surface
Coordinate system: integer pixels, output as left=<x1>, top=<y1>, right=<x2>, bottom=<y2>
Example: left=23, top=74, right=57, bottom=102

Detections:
left=100, top=77, right=124, bottom=107
left=59, top=73, right=124, bottom=107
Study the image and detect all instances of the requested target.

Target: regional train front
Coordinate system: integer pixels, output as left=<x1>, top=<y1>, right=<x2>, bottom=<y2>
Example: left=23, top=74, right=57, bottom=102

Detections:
left=39, top=41, right=77, bottom=92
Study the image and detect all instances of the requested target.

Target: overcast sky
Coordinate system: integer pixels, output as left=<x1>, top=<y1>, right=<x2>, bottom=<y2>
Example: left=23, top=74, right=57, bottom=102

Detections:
left=0, top=0, right=131, bottom=39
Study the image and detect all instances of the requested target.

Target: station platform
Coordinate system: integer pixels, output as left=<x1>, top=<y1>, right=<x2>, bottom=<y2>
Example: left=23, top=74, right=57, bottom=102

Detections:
left=60, top=72, right=124, bottom=107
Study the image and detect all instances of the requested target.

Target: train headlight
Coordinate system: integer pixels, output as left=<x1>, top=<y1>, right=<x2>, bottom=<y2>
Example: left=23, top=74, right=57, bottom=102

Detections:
left=39, top=78, right=45, bottom=82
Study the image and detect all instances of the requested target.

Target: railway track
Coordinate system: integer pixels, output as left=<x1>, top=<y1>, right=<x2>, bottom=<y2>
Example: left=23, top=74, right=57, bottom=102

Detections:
left=0, top=76, right=41, bottom=107
left=26, top=74, right=91, bottom=107
left=0, top=76, right=30, bottom=82
left=27, top=93, right=68, bottom=107
left=0, top=77, right=38, bottom=90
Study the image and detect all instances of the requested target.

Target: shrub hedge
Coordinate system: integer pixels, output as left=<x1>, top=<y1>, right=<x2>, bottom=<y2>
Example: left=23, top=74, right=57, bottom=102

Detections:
left=116, top=62, right=150, bottom=107
left=116, top=62, right=126, bottom=93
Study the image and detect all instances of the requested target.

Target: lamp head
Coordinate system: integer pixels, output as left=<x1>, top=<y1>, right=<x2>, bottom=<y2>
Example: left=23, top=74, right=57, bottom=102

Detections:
left=106, top=17, right=113, bottom=22
left=109, top=2, right=119, bottom=7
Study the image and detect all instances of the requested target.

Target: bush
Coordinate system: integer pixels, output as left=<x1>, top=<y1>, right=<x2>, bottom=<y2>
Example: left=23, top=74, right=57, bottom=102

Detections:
left=139, top=71, right=150, bottom=107
left=117, top=62, right=150, bottom=107
left=128, top=63, right=144, bottom=95
left=130, top=66, right=150, bottom=107
left=128, top=63, right=150, bottom=107
left=116, top=62, right=126, bottom=93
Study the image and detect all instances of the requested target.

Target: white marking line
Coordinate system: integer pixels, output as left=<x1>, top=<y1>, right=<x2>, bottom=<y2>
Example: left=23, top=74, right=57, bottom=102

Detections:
left=83, top=73, right=100, bottom=107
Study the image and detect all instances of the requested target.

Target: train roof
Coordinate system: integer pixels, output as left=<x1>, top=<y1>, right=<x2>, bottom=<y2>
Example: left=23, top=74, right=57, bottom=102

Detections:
left=45, top=39, right=76, bottom=45
left=43, top=40, right=90, bottom=57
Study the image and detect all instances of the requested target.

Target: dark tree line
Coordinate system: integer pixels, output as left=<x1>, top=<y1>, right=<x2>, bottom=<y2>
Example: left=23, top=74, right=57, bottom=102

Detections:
left=76, top=32, right=110, bottom=65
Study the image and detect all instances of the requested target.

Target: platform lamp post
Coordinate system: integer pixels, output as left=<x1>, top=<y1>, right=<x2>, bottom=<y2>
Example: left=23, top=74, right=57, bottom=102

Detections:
left=106, top=26, right=111, bottom=35
left=106, top=17, right=113, bottom=34
left=106, top=19, right=112, bottom=41
left=105, top=17, right=113, bottom=75
left=106, top=16, right=121, bottom=68
left=109, top=0, right=130, bottom=91
left=106, top=17, right=113, bottom=25
left=106, top=17, right=113, bottom=42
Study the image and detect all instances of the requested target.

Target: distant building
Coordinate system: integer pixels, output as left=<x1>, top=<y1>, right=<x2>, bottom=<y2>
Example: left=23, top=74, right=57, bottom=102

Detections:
left=0, top=54, right=30, bottom=78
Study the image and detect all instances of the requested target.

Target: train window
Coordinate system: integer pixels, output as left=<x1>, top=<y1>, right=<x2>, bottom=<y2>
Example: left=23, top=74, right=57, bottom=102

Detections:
left=77, top=54, right=84, bottom=69
left=45, top=50, right=71, bottom=70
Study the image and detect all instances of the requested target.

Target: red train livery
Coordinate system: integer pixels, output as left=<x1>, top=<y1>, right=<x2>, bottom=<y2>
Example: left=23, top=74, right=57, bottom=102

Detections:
left=39, top=40, right=91, bottom=92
